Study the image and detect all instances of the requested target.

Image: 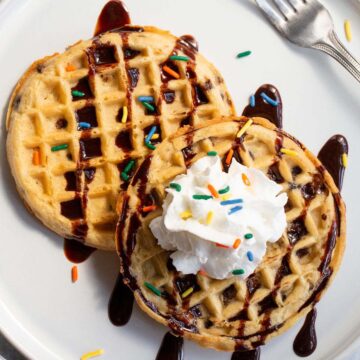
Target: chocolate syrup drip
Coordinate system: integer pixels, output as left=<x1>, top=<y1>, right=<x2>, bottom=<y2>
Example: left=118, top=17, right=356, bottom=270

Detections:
left=92, top=44, right=117, bottom=65
left=287, top=215, right=308, bottom=245
left=123, top=47, right=141, bottom=60
left=293, top=309, right=317, bottom=357
left=127, top=68, right=140, bottom=88
left=318, top=135, right=348, bottom=191
left=94, top=0, right=131, bottom=36
left=108, top=273, right=134, bottom=326
left=156, top=332, right=184, bottom=360
left=60, top=197, right=83, bottom=220
left=79, top=137, right=102, bottom=160
left=163, top=90, right=176, bottom=104
left=71, top=77, right=94, bottom=101
left=231, top=348, right=261, bottom=360
left=64, top=171, right=77, bottom=191
left=56, top=118, right=68, bottom=129
left=178, top=35, right=199, bottom=54
left=267, top=162, right=284, bottom=184
left=63, top=238, right=96, bottom=263
left=242, top=84, right=283, bottom=129
left=76, top=106, right=98, bottom=129
left=115, top=130, right=133, bottom=151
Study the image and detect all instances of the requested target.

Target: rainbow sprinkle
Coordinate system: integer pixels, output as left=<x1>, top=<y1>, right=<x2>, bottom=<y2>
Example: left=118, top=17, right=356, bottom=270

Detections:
left=344, top=20, right=352, bottom=42
left=144, top=282, right=162, bottom=296
left=228, top=206, right=243, bottom=215
left=151, top=133, right=160, bottom=140
left=220, top=198, right=243, bottom=206
left=225, top=149, right=234, bottom=165
left=65, top=64, right=76, bottom=72
left=182, top=287, right=194, bottom=298
left=198, top=269, right=208, bottom=276
left=142, top=205, right=157, bottom=213
left=78, top=122, right=91, bottom=129
left=245, top=233, right=253, bottom=240
left=342, top=153, right=348, bottom=168
left=206, top=211, right=214, bottom=225
left=193, top=195, right=212, bottom=200
left=123, top=159, right=135, bottom=174
left=242, top=173, right=251, bottom=186
left=145, top=142, right=156, bottom=150
left=237, top=118, right=253, bottom=138
left=121, top=106, right=128, bottom=123
left=71, top=266, right=78, bottom=283
left=260, top=92, right=278, bottom=106
left=72, top=90, right=85, bottom=97
left=250, top=95, right=255, bottom=108
left=145, top=125, right=157, bottom=143
left=80, top=349, right=104, bottom=360
left=221, top=194, right=231, bottom=201
left=121, top=172, right=129, bottom=181
left=232, top=269, right=245, bottom=276
left=163, top=65, right=180, bottom=79
left=180, top=210, right=192, bottom=220
left=207, top=184, right=219, bottom=198
left=138, top=96, right=154, bottom=102
left=32, top=148, right=41, bottom=165
left=236, top=50, right=252, bottom=59
left=207, top=151, right=217, bottom=156
left=233, top=239, right=241, bottom=249
left=51, top=144, right=68, bottom=152
left=219, top=186, right=230, bottom=194
left=170, top=183, right=182, bottom=192
left=142, top=101, right=155, bottom=112
left=170, top=55, right=189, bottom=62
left=247, top=251, right=254, bottom=262
left=280, top=148, right=298, bottom=157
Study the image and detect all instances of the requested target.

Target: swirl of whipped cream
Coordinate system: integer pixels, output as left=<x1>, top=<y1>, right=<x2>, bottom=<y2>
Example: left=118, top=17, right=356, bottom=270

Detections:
left=149, top=156, right=287, bottom=280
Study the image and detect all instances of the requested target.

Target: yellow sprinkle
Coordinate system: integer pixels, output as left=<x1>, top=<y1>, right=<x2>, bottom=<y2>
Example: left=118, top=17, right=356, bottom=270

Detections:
left=180, top=210, right=192, bottom=220
left=342, top=153, right=348, bottom=168
left=81, top=349, right=104, bottom=360
left=280, top=148, right=298, bottom=157
left=236, top=119, right=253, bottom=138
left=182, top=287, right=194, bottom=298
left=206, top=211, right=214, bottom=225
left=152, top=133, right=159, bottom=140
left=344, top=20, right=352, bottom=42
left=221, top=194, right=231, bottom=201
left=121, top=106, right=128, bottom=124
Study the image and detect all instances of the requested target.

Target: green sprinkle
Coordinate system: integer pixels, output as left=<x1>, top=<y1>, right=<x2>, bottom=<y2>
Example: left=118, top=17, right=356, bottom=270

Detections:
left=170, top=183, right=181, bottom=192
left=121, top=172, right=130, bottom=181
left=207, top=151, right=217, bottom=156
left=218, top=186, right=230, bottom=194
left=144, top=282, right=162, bottom=296
left=193, top=195, right=213, bottom=200
left=72, top=90, right=85, bottom=97
left=245, top=233, right=253, bottom=240
left=145, top=142, right=156, bottom=150
left=236, top=50, right=252, bottom=59
left=169, top=55, right=190, bottom=62
left=142, top=101, right=155, bottom=112
left=51, top=144, right=68, bottom=152
left=123, top=160, right=135, bottom=174
left=232, top=269, right=245, bottom=276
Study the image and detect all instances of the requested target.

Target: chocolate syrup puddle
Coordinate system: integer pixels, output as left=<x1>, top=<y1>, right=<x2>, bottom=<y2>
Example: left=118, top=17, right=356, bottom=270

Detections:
left=94, top=0, right=131, bottom=36
left=318, top=135, right=348, bottom=190
left=293, top=309, right=317, bottom=357
left=242, top=84, right=283, bottom=129
left=63, top=238, right=96, bottom=264
left=231, top=348, right=261, bottom=360
left=108, top=273, right=134, bottom=326
left=156, top=332, right=184, bottom=360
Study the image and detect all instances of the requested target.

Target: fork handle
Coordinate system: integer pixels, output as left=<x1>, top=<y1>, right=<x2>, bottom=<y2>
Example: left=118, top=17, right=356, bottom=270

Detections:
left=312, top=31, right=360, bottom=83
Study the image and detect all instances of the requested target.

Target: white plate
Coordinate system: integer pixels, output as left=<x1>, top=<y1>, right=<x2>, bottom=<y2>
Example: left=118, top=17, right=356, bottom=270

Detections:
left=0, top=0, right=360, bottom=359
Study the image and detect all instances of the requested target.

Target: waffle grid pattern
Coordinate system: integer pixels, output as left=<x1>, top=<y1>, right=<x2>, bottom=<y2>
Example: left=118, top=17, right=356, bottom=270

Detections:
left=7, top=28, right=235, bottom=249
left=118, top=118, right=343, bottom=350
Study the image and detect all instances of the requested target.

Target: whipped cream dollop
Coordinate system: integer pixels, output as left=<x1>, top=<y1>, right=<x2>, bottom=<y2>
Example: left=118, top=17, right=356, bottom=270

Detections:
left=150, top=156, right=287, bottom=280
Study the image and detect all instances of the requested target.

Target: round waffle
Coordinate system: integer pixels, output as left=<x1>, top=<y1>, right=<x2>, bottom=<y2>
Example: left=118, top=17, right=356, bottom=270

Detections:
left=6, top=26, right=235, bottom=250
left=116, top=116, right=346, bottom=351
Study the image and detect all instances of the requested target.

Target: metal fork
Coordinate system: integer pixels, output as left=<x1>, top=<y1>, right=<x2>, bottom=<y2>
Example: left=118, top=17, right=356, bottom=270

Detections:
left=255, top=0, right=360, bottom=82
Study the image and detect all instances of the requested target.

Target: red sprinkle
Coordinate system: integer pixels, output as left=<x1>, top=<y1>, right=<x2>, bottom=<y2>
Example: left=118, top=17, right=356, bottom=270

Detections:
left=142, top=205, right=157, bottom=213
left=71, top=266, right=78, bottom=283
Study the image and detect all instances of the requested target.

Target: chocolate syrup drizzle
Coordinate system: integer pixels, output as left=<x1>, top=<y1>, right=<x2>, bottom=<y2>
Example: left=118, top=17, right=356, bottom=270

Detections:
left=156, top=332, right=184, bottom=360
left=242, top=84, right=282, bottom=128
left=293, top=309, right=317, bottom=357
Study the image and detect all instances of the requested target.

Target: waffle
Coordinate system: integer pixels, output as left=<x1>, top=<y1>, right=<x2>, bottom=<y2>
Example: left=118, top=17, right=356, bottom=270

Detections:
left=116, top=116, right=346, bottom=351
left=6, top=26, right=235, bottom=250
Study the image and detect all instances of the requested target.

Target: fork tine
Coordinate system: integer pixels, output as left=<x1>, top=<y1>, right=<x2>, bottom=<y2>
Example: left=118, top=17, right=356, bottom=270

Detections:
left=286, top=0, right=305, bottom=11
left=255, top=0, right=286, bottom=32
left=273, top=0, right=295, bottom=19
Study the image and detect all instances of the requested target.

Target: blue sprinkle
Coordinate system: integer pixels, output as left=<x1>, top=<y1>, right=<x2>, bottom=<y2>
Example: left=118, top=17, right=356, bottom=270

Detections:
left=250, top=95, right=255, bottom=108
left=220, top=199, right=243, bottom=206
left=145, top=125, right=157, bottom=143
left=260, top=92, right=278, bottom=107
left=228, top=206, right=243, bottom=215
left=78, top=122, right=91, bottom=129
left=138, top=96, right=154, bottom=103
left=247, top=251, right=254, bottom=262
